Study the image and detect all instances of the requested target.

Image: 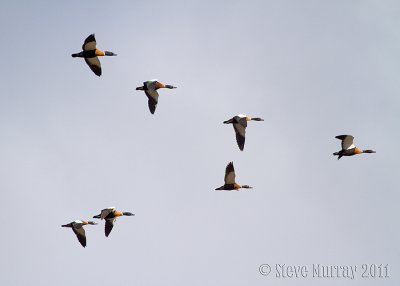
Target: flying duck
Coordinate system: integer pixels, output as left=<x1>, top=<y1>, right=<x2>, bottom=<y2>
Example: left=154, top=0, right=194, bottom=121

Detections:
left=333, top=135, right=376, bottom=160
left=223, top=114, right=264, bottom=151
left=215, top=162, right=252, bottom=191
left=71, top=34, right=116, bottom=76
left=61, top=220, right=97, bottom=248
left=136, top=79, right=177, bottom=114
left=93, top=207, right=134, bottom=237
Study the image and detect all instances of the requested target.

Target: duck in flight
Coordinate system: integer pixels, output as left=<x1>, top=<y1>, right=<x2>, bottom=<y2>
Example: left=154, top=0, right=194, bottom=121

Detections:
left=223, top=114, right=264, bottom=151
left=136, top=79, right=177, bottom=114
left=333, top=135, right=376, bottom=160
left=215, top=162, right=252, bottom=191
left=61, top=220, right=97, bottom=248
left=71, top=34, right=116, bottom=76
left=93, top=207, right=134, bottom=237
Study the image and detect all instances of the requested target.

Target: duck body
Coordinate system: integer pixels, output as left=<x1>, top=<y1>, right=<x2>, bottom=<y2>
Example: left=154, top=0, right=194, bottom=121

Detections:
left=215, top=162, right=252, bottom=191
left=71, top=50, right=115, bottom=58
left=333, top=135, right=376, bottom=160
left=136, top=79, right=177, bottom=114
left=62, top=220, right=97, bottom=248
left=71, top=34, right=116, bottom=76
left=223, top=114, right=264, bottom=151
left=215, top=183, right=243, bottom=191
left=93, top=207, right=134, bottom=237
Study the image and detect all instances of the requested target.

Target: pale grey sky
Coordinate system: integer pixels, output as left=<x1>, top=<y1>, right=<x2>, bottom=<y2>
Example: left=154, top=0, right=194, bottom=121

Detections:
left=0, top=1, right=399, bottom=285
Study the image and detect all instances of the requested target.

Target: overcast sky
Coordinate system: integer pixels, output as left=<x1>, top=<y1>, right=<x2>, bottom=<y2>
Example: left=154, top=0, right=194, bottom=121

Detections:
left=0, top=1, right=399, bottom=285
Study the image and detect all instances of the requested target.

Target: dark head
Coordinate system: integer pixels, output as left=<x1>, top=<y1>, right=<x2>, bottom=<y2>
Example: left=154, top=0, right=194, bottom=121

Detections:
left=251, top=117, right=264, bottom=121
left=136, top=86, right=145, bottom=90
left=123, top=212, right=135, bottom=216
left=363, top=150, right=376, bottom=154
left=215, top=186, right=225, bottom=191
left=241, top=185, right=253, bottom=189
left=165, top=85, right=177, bottom=89
left=104, top=51, right=117, bottom=56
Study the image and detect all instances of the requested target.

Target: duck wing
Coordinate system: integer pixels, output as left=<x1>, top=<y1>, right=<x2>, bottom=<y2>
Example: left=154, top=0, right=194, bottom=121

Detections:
left=100, top=207, right=115, bottom=220
left=105, top=218, right=116, bottom=237
left=82, top=34, right=96, bottom=51
left=84, top=57, right=101, bottom=76
left=336, top=135, right=355, bottom=150
left=233, top=118, right=247, bottom=151
left=72, top=224, right=87, bottom=247
left=224, top=162, right=236, bottom=185
left=145, top=90, right=159, bottom=114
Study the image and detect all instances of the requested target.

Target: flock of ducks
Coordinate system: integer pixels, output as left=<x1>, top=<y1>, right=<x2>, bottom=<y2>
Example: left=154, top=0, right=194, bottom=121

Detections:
left=64, top=34, right=377, bottom=247
left=62, top=207, right=134, bottom=247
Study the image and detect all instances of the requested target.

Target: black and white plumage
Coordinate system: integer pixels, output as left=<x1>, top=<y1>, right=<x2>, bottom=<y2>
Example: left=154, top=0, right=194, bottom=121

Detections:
left=61, top=220, right=97, bottom=248
left=93, top=207, right=135, bottom=237
left=223, top=114, right=264, bottom=151
left=71, top=34, right=117, bottom=76
left=215, top=162, right=252, bottom=191
left=333, top=135, right=376, bottom=160
left=136, top=79, right=177, bottom=114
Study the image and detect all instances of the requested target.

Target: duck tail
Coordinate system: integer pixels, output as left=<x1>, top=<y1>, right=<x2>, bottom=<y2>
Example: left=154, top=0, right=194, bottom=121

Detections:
left=333, top=151, right=343, bottom=160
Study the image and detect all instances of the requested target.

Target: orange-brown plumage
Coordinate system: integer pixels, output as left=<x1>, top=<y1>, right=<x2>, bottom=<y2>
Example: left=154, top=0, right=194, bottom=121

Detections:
left=155, top=81, right=166, bottom=89
left=354, top=147, right=363, bottom=154
left=114, top=211, right=123, bottom=217
left=95, top=49, right=105, bottom=56
left=233, top=183, right=241, bottom=190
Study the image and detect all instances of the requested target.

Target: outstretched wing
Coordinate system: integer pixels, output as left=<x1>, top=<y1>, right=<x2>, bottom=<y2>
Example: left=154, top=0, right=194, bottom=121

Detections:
left=224, top=162, right=236, bottom=185
left=336, top=135, right=355, bottom=150
left=145, top=90, right=159, bottom=114
left=100, top=207, right=115, bottom=220
left=84, top=57, right=102, bottom=76
left=233, top=118, right=247, bottom=151
left=105, top=218, right=116, bottom=237
left=82, top=34, right=96, bottom=51
left=144, top=80, right=158, bottom=90
left=72, top=225, right=87, bottom=247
